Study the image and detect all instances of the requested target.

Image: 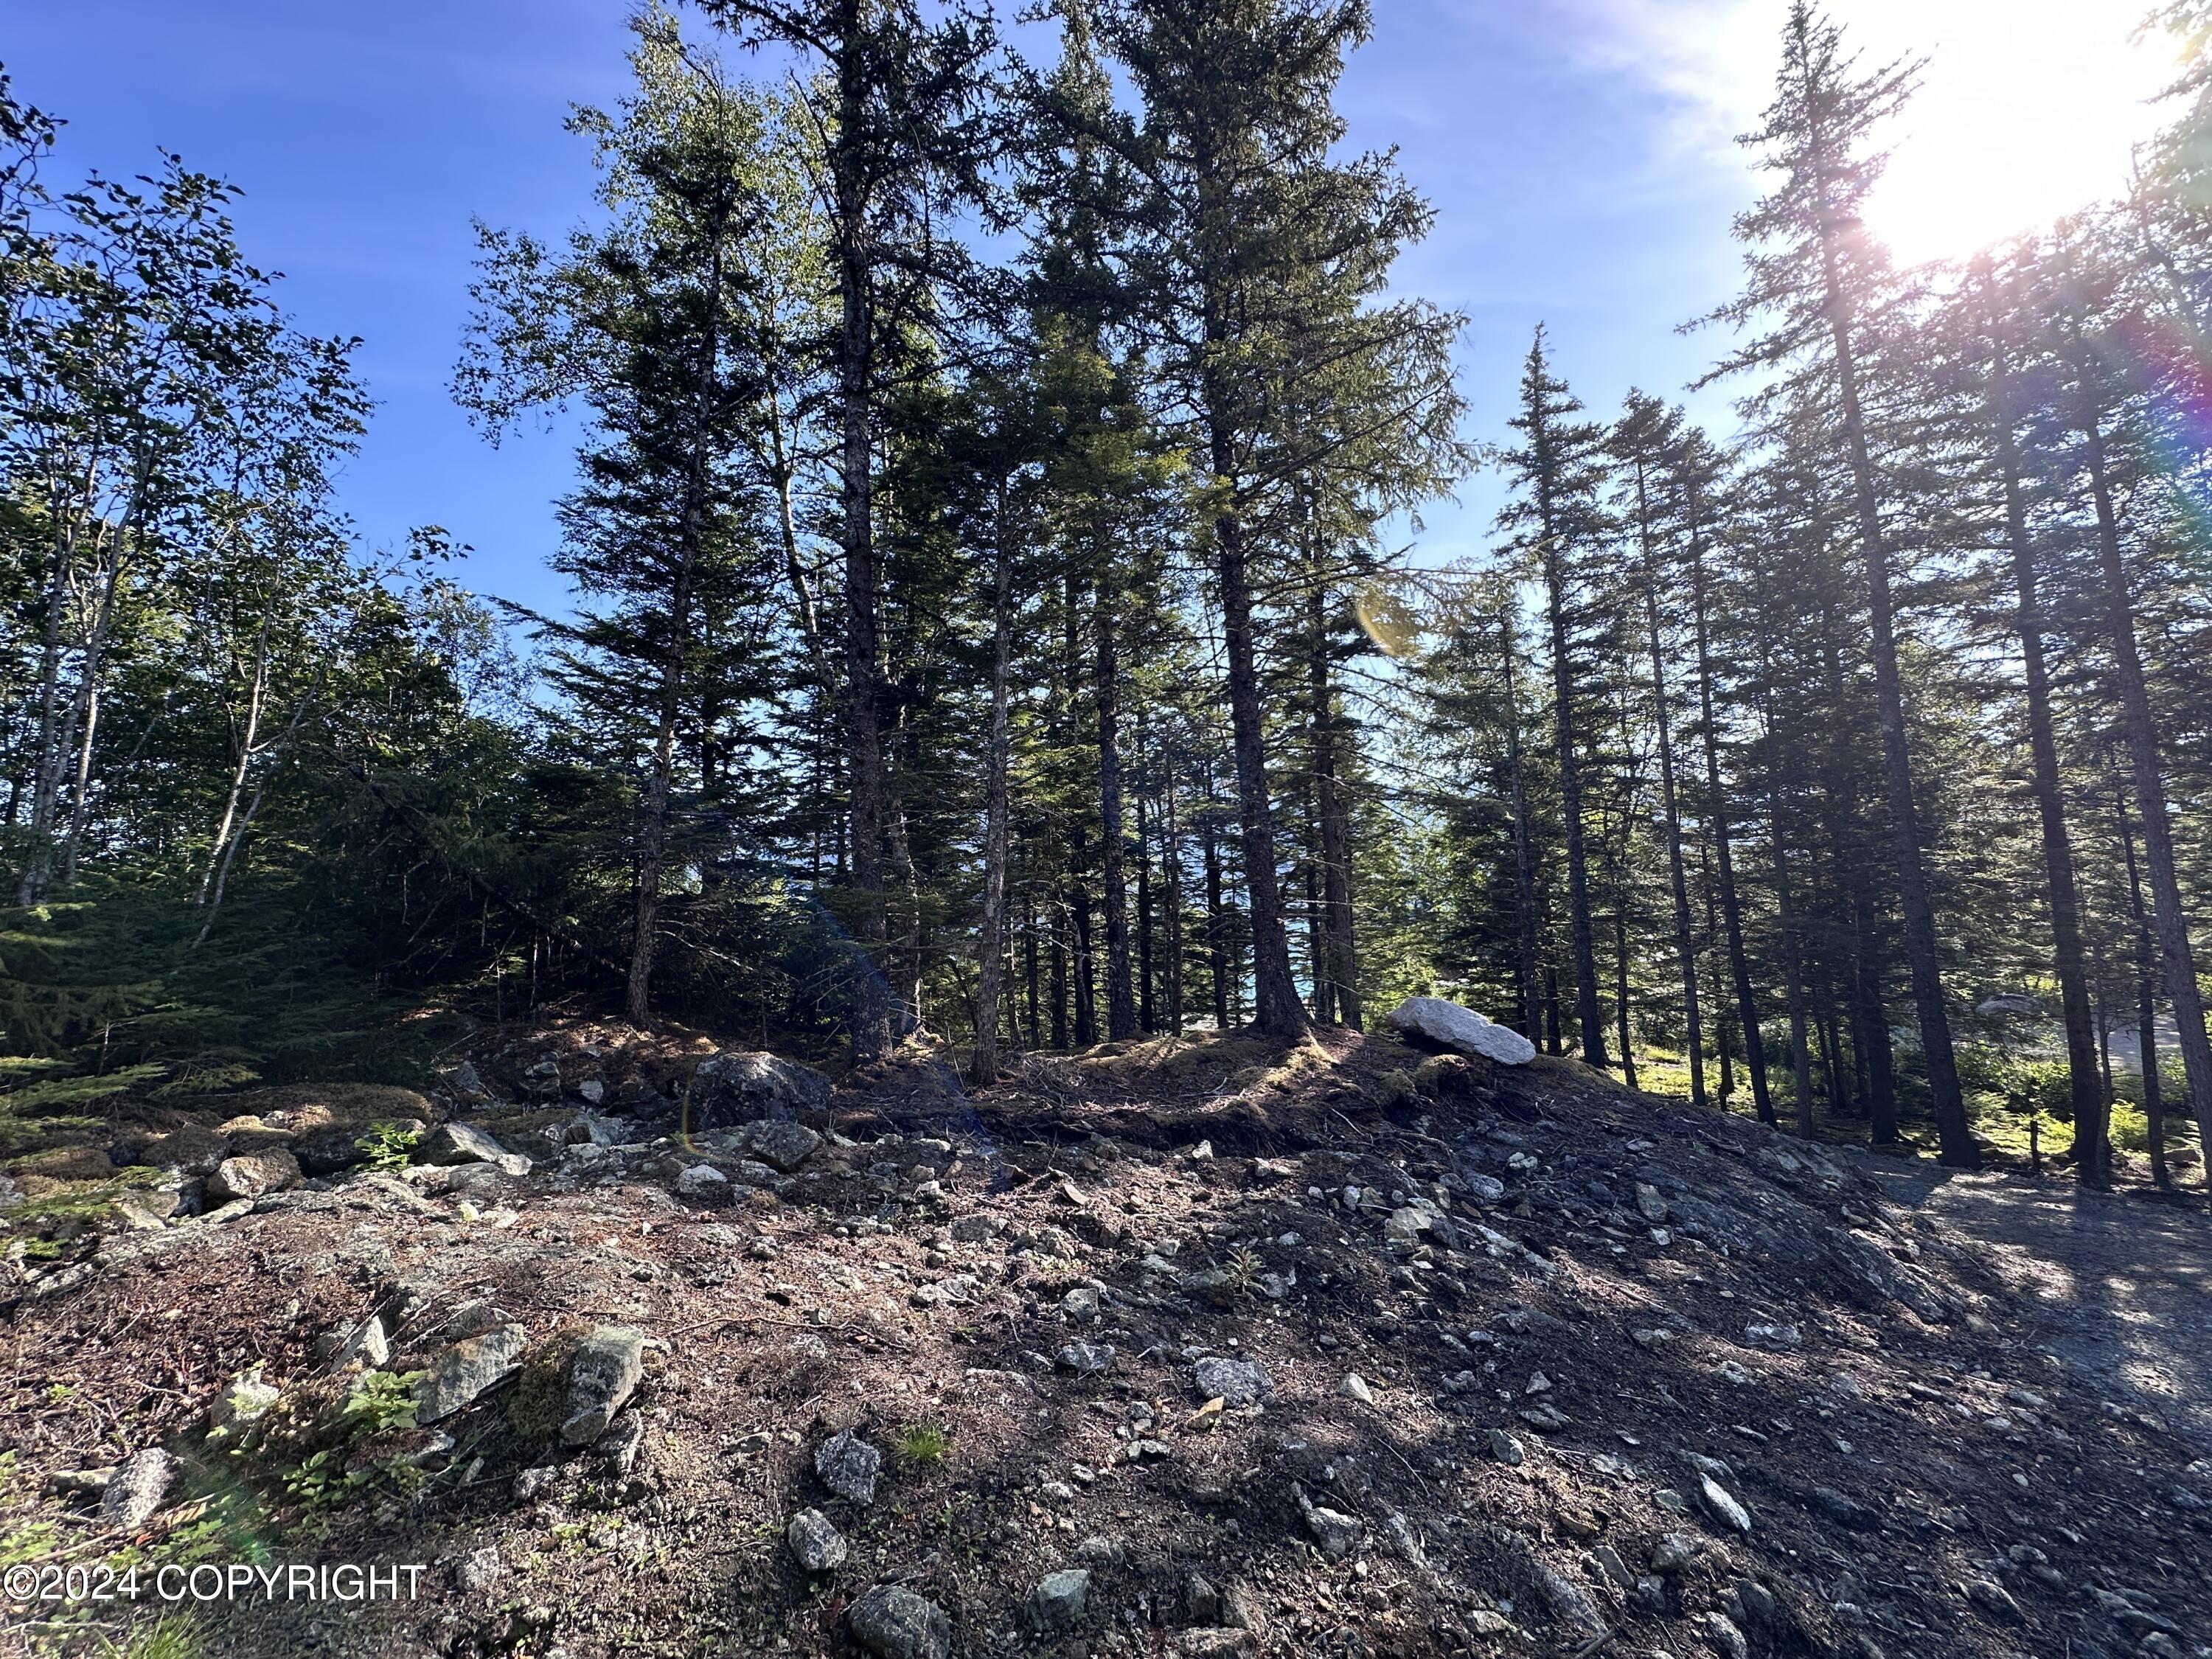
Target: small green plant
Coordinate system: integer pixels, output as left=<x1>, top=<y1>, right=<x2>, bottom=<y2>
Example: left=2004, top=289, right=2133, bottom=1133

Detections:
left=1222, top=1243, right=1265, bottom=1293
left=106, top=1613, right=204, bottom=1659
left=892, top=1422, right=950, bottom=1470
left=340, top=1368, right=420, bottom=1435
left=354, top=1121, right=423, bottom=1173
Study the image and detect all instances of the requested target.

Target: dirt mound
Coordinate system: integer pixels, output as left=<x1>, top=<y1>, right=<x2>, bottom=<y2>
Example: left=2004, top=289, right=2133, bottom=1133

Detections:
left=1, top=1028, right=2205, bottom=1658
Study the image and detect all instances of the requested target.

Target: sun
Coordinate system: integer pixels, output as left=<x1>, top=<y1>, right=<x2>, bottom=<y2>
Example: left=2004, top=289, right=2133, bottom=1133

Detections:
left=1851, top=0, right=2179, bottom=266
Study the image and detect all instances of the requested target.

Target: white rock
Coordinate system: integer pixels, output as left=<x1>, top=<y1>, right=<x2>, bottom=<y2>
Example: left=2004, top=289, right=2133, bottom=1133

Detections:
left=1385, top=997, right=1536, bottom=1065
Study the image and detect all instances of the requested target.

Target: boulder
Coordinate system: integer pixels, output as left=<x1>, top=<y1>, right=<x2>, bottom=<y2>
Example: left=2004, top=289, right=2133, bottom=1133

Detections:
left=206, top=1148, right=302, bottom=1204
left=692, top=1051, right=832, bottom=1127
left=847, top=1584, right=951, bottom=1659
left=138, top=1125, right=228, bottom=1177
left=415, top=1324, right=528, bottom=1423
left=1387, top=997, right=1536, bottom=1065
left=560, top=1326, right=645, bottom=1446
left=420, top=1122, right=510, bottom=1166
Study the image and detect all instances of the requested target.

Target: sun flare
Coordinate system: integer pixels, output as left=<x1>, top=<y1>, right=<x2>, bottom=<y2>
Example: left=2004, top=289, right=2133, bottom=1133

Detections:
left=1853, top=0, right=2177, bottom=265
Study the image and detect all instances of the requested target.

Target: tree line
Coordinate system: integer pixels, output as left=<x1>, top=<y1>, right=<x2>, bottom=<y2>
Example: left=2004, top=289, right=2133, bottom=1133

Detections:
left=2, top=1, right=2209, bottom=1187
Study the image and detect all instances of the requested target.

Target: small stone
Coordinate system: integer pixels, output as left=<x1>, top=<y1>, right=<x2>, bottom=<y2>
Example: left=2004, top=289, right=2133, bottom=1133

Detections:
left=1525, top=1371, right=1552, bottom=1394
left=731, top=1119, right=823, bottom=1173
left=1298, top=1487, right=1363, bottom=1562
left=786, top=1507, right=848, bottom=1572
left=415, top=1324, right=529, bottom=1423
left=846, top=1583, right=951, bottom=1659
left=1964, top=1579, right=2024, bottom=1624
left=1184, top=1573, right=1221, bottom=1624
left=1057, top=1342, right=1115, bottom=1377
left=1192, top=1356, right=1270, bottom=1406
left=1027, top=1568, right=1091, bottom=1632
left=1180, top=1267, right=1237, bottom=1308
left=1489, top=1428, right=1525, bottom=1466
left=1062, top=1287, right=1101, bottom=1323
left=1591, top=1545, right=1635, bottom=1590
left=1339, top=1373, right=1373, bottom=1404
left=100, top=1449, right=174, bottom=1531
left=451, top=1545, right=503, bottom=1594
left=1649, top=1532, right=1701, bottom=1573
left=599, top=1411, right=646, bottom=1475
left=1703, top=1611, right=1750, bottom=1659
left=815, top=1428, right=882, bottom=1505
left=677, top=1164, right=730, bottom=1198
left=1698, top=1474, right=1752, bottom=1534
left=1635, top=1183, right=1669, bottom=1222
left=561, top=1326, right=646, bottom=1446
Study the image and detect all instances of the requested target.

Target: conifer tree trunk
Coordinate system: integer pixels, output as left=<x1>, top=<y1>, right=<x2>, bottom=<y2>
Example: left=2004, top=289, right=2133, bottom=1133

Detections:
left=626, top=227, right=726, bottom=1026
left=1163, top=776, right=1185, bottom=1034
left=974, top=484, right=1013, bottom=1081
left=1767, top=726, right=1817, bottom=1135
left=1632, top=466, right=1705, bottom=1105
left=1211, top=501, right=1307, bottom=1037
left=1308, top=582, right=1360, bottom=1028
left=1096, top=575, right=1137, bottom=1040
left=2069, top=345, right=2212, bottom=1186
left=1136, top=788, right=1157, bottom=1032
left=1541, top=526, right=1607, bottom=1067
left=2119, top=790, right=2171, bottom=1188
left=1808, top=144, right=1975, bottom=1166
left=1982, top=291, right=2104, bottom=1180
left=1500, top=609, right=1541, bottom=1040
left=1687, top=502, right=1775, bottom=1123
left=832, top=54, right=892, bottom=1057
left=1203, top=774, right=1231, bottom=1029
left=1050, top=905, right=1070, bottom=1050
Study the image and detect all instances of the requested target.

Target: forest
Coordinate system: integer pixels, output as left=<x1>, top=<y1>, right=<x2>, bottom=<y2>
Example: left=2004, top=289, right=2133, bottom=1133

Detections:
left=5, top=0, right=2212, bottom=1189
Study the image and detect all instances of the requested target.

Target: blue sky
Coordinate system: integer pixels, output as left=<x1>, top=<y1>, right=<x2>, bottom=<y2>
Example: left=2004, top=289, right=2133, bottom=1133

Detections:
left=7, top=0, right=2171, bottom=616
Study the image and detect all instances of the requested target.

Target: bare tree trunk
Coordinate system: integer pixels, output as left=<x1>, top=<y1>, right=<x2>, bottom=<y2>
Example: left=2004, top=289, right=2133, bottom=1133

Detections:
left=1210, top=501, right=1307, bottom=1038
left=1308, top=582, right=1360, bottom=1029
left=1096, top=572, right=1136, bottom=1040
left=2119, top=788, right=2171, bottom=1189
left=833, top=44, right=892, bottom=1058
left=1163, top=772, right=1185, bottom=1034
left=1540, top=529, right=1607, bottom=1067
left=625, top=223, right=725, bottom=1026
left=1812, top=148, right=1974, bottom=1166
left=2068, top=336, right=2212, bottom=1192
left=1203, top=775, right=1231, bottom=1030
left=973, top=483, right=1013, bottom=1082
left=1686, top=500, right=1775, bottom=1123
left=198, top=629, right=268, bottom=905
left=1500, top=607, right=1540, bottom=1040
left=1632, top=465, right=1705, bottom=1105
left=1983, top=285, right=2105, bottom=1181
left=1136, top=787, right=1156, bottom=1032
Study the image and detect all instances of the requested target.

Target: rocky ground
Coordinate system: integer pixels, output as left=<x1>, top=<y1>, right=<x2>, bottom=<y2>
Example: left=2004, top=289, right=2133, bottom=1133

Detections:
left=1, top=1015, right=2208, bottom=1659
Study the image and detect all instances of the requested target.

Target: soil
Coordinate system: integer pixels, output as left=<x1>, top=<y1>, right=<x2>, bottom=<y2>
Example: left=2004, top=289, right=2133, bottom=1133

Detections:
left=1, top=1022, right=2207, bottom=1659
